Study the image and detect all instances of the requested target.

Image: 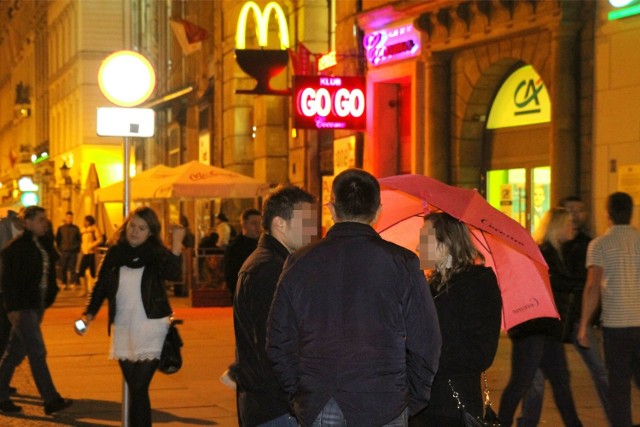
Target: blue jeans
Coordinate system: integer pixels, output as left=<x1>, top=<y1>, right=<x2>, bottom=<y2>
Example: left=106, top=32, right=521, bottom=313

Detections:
left=0, top=310, right=60, bottom=403
left=518, top=324, right=610, bottom=426
left=311, top=398, right=408, bottom=426
left=602, top=326, right=640, bottom=427
left=258, top=413, right=298, bottom=427
left=498, top=334, right=581, bottom=427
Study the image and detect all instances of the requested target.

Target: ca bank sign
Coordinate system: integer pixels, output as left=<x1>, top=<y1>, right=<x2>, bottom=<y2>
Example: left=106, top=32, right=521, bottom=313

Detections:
left=487, top=65, right=551, bottom=130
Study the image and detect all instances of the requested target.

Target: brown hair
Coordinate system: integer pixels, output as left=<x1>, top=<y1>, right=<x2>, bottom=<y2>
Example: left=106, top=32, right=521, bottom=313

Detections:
left=425, top=212, right=484, bottom=288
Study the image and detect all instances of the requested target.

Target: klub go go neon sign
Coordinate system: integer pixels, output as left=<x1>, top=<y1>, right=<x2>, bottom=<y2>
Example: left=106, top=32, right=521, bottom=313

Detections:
left=293, top=76, right=366, bottom=130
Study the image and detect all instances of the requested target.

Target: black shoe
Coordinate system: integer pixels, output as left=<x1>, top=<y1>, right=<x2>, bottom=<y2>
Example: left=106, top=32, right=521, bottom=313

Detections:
left=0, top=399, right=22, bottom=413
left=44, top=397, right=73, bottom=415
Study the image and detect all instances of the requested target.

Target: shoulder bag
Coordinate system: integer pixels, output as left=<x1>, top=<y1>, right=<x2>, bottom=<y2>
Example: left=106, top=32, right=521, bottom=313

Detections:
left=158, top=318, right=183, bottom=374
left=449, top=372, right=501, bottom=427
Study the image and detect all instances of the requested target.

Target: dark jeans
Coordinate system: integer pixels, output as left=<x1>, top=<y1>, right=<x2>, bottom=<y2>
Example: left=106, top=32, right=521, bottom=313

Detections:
left=0, top=302, right=11, bottom=357
left=0, top=310, right=60, bottom=403
left=59, top=251, right=79, bottom=285
left=602, top=326, right=640, bottom=427
left=498, top=334, right=582, bottom=427
left=119, top=359, right=159, bottom=427
left=518, top=323, right=610, bottom=427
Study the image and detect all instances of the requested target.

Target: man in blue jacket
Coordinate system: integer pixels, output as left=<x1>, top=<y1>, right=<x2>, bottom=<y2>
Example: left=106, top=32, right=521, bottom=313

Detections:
left=267, top=169, right=441, bottom=426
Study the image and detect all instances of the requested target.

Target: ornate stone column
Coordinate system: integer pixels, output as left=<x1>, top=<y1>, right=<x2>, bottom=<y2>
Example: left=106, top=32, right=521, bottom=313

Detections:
left=549, top=22, right=581, bottom=205
left=424, top=53, right=451, bottom=182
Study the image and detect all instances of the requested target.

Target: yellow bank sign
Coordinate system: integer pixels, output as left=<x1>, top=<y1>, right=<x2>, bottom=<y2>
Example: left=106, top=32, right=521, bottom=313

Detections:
left=487, top=65, right=551, bottom=130
left=236, top=1, right=290, bottom=50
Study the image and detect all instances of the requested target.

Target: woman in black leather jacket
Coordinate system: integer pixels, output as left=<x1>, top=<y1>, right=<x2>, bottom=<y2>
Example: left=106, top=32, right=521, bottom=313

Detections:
left=79, top=207, right=184, bottom=427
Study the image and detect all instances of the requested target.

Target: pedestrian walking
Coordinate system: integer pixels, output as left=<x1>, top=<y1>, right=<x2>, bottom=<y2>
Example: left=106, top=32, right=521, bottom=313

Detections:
left=77, top=215, right=102, bottom=296
left=0, top=206, right=72, bottom=415
left=409, top=212, right=502, bottom=425
left=233, top=185, right=315, bottom=426
left=0, top=210, right=23, bottom=387
left=267, top=169, right=441, bottom=426
left=78, top=206, right=184, bottom=427
left=499, top=208, right=583, bottom=427
left=55, top=211, right=81, bottom=290
left=578, top=192, right=640, bottom=427
left=518, top=196, right=610, bottom=426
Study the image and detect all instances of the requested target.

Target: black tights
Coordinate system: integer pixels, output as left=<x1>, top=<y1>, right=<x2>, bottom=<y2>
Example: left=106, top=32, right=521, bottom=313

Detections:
left=118, top=359, right=159, bottom=427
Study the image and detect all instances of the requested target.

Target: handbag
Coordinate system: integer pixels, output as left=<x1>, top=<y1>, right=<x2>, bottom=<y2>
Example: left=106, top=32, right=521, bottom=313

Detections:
left=158, top=319, right=183, bottom=374
left=449, top=372, right=501, bottom=427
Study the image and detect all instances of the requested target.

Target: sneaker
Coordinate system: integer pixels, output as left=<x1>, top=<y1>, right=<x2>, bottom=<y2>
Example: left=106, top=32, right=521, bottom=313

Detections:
left=219, top=369, right=237, bottom=390
left=44, top=397, right=73, bottom=415
left=0, top=399, right=22, bottom=413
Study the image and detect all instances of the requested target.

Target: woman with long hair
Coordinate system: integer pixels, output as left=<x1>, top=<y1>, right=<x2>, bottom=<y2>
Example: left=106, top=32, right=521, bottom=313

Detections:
left=498, top=208, right=583, bottom=426
left=409, top=212, right=502, bottom=426
left=78, top=206, right=185, bottom=426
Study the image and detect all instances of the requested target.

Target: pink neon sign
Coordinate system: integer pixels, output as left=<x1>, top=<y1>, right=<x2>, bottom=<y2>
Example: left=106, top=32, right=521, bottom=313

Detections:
left=363, top=23, right=420, bottom=66
left=293, top=76, right=366, bottom=130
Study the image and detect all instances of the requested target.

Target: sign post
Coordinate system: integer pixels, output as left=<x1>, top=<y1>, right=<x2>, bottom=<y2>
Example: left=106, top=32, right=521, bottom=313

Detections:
left=97, top=50, right=156, bottom=427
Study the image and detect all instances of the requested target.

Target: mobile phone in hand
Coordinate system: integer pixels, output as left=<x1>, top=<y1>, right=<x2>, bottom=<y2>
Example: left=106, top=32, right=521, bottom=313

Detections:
left=75, top=319, right=87, bottom=334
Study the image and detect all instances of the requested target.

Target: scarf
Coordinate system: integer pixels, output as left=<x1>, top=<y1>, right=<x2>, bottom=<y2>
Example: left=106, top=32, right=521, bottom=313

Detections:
left=105, top=240, right=155, bottom=270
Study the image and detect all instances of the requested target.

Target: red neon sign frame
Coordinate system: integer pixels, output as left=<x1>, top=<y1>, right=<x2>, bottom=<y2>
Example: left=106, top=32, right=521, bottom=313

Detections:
left=293, top=76, right=366, bottom=130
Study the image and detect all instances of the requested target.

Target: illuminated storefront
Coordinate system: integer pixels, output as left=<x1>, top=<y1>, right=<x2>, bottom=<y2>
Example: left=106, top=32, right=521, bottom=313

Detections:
left=356, top=2, right=594, bottom=229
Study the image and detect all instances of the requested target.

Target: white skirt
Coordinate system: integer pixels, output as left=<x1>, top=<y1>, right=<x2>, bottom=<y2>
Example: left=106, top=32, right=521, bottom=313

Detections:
left=109, top=266, right=170, bottom=361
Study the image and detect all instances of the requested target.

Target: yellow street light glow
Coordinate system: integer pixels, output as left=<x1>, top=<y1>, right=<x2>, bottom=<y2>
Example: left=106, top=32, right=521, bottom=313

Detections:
left=98, top=51, right=156, bottom=107
left=236, top=1, right=289, bottom=49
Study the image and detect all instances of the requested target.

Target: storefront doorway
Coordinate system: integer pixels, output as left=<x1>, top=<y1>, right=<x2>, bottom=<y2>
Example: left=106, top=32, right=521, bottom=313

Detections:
left=372, top=78, right=412, bottom=177
left=483, top=64, right=552, bottom=233
left=486, top=165, right=550, bottom=233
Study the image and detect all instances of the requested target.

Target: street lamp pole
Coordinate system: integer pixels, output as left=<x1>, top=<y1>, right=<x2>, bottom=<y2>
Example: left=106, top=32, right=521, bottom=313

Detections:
left=97, top=50, right=156, bottom=427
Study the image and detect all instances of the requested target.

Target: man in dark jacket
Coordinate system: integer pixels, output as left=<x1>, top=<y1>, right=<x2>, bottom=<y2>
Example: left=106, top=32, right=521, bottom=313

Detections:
left=233, top=185, right=315, bottom=427
left=267, top=169, right=441, bottom=426
left=0, top=206, right=72, bottom=415
left=55, top=211, right=81, bottom=290
left=224, top=208, right=262, bottom=298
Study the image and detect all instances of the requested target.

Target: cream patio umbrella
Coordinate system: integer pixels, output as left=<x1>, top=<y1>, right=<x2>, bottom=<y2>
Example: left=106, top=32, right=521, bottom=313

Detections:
left=95, top=161, right=269, bottom=202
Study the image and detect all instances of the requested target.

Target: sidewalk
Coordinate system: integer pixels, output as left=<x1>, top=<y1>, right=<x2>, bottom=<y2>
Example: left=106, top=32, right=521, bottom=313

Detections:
left=1, top=289, right=638, bottom=426
left=1, top=290, right=237, bottom=426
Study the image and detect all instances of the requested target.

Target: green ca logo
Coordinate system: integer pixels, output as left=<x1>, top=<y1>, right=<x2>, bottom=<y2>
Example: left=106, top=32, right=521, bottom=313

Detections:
left=513, top=79, right=543, bottom=115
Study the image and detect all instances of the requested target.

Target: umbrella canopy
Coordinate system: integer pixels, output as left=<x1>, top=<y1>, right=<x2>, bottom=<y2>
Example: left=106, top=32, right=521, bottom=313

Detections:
left=376, top=174, right=559, bottom=330
left=96, top=161, right=269, bottom=202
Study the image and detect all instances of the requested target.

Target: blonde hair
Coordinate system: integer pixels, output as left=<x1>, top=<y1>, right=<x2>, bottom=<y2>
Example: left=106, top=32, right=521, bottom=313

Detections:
left=532, top=207, right=570, bottom=254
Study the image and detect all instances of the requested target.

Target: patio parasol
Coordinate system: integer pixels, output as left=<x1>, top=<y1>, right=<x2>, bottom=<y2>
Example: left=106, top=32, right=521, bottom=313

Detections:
left=95, top=161, right=269, bottom=202
left=376, top=174, right=559, bottom=330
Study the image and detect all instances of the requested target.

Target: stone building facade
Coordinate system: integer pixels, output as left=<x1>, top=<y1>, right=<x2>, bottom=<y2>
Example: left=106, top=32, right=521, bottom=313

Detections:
left=1, top=0, right=639, bottom=236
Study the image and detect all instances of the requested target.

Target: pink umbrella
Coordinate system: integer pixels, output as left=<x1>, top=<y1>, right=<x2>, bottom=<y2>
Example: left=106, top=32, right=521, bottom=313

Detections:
left=377, top=174, right=559, bottom=330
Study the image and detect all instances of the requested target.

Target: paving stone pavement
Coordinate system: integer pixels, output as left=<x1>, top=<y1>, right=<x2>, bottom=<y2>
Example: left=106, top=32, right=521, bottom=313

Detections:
left=0, top=289, right=638, bottom=426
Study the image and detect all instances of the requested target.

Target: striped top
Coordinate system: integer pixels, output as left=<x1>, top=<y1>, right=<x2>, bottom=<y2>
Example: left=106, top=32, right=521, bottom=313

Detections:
left=586, top=225, right=640, bottom=327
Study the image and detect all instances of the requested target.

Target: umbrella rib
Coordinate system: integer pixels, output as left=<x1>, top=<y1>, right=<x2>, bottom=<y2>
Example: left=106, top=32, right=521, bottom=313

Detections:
left=376, top=215, right=423, bottom=234
left=469, top=228, right=492, bottom=256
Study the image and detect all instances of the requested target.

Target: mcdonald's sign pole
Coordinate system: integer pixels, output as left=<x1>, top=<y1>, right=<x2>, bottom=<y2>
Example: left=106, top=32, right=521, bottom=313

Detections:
left=96, top=50, right=156, bottom=427
left=234, top=1, right=292, bottom=96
